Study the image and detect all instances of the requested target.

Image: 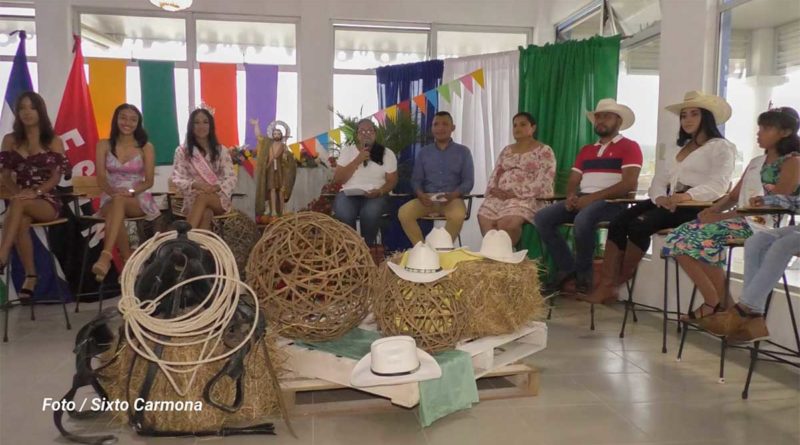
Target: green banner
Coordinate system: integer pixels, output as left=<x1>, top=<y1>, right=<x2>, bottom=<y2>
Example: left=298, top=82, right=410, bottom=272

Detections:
left=139, top=61, right=180, bottom=165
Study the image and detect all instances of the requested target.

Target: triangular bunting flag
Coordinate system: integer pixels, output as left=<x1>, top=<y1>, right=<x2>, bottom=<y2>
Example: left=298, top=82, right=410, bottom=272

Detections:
left=373, top=109, right=386, bottom=124
left=385, top=105, right=398, bottom=122
left=424, top=90, right=439, bottom=110
left=438, top=83, right=451, bottom=104
left=301, top=138, right=318, bottom=157
left=472, top=69, right=485, bottom=88
left=450, top=80, right=462, bottom=98
left=397, top=100, right=411, bottom=116
left=290, top=143, right=301, bottom=161
left=460, top=75, right=474, bottom=94
left=328, top=128, right=342, bottom=145
left=413, top=94, right=428, bottom=114
left=316, top=132, right=329, bottom=152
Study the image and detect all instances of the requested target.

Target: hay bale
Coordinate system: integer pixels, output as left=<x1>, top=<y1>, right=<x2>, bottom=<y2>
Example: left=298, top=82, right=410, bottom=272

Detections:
left=212, top=210, right=260, bottom=278
left=372, top=254, right=467, bottom=353
left=246, top=212, right=375, bottom=341
left=98, top=330, right=285, bottom=432
left=451, top=259, right=546, bottom=337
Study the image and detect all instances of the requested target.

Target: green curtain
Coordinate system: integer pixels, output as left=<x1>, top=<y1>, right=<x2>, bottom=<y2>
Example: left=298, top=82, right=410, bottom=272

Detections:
left=139, top=61, right=180, bottom=165
left=517, top=35, right=621, bottom=278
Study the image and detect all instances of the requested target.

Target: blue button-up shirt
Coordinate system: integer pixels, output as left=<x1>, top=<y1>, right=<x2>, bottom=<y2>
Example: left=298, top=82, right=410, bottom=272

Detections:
left=411, top=140, right=474, bottom=195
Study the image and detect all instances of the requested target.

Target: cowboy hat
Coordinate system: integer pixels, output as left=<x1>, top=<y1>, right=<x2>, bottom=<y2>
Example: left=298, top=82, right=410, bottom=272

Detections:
left=665, top=91, right=732, bottom=124
left=387, top=242, right=455, bottom=283
left=350, top=336, right=441, bottom=387
left=425, top=227, right=456, bottom=251
left=586, top=98, right=636, bottom=131
left=477, top=230, right=527, bottom=264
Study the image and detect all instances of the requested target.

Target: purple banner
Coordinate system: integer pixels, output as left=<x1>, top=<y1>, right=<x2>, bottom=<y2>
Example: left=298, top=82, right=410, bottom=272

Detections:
left=244, top=64, right=279, bottom=149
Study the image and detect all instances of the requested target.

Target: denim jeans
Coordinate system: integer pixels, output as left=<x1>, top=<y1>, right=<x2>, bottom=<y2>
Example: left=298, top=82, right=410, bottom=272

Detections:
left=333, top=192, right=387, bottom=245
left=741, top=226, right=800, bottom=313
left=533, top=199, right=624, bottom=283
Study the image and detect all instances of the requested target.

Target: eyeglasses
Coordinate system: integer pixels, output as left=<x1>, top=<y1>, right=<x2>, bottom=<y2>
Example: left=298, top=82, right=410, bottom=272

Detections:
left=358, top=129, right=376, bottom=135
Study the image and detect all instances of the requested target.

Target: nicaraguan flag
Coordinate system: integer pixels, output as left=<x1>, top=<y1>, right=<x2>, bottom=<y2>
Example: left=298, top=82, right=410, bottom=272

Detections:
left=0, top=30, right=33, bottom=135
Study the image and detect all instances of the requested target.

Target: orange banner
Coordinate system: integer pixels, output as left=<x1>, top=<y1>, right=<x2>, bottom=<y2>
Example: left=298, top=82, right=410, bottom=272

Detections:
left=199, top=63, right=239, bottom=147
left=88, top=58, right=127, bottom=139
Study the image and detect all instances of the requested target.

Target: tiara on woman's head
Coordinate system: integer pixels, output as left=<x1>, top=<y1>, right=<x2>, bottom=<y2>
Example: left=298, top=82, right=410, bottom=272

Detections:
left=194, top=102, right=216, bottom=116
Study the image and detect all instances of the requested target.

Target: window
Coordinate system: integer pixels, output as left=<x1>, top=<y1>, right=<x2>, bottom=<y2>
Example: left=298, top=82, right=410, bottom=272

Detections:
left=556, top=0, right=660, bottom=41
left=717, top=0, right=800, bottom=176
left=0, top=6, right=37, bottom=93
left=333, top=24, right=430, bottom=127
left=434, top=28, right=529, bottom=59
left=617, top=35, right=660, bottom=192
left=76, top=10, right=299, bottom=147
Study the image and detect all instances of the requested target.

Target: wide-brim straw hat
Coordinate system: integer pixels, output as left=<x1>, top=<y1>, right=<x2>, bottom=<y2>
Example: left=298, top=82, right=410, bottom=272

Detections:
left=665, top=90, right=732, bottom=124
left=586, top=98, right=636, bottom=131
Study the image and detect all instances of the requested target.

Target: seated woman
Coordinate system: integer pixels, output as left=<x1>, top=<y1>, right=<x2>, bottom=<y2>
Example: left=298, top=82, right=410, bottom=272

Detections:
left=583, top=91, right=735, bottom=304
left=701, top=192, right=800, bottom=342
left=90, top=104, right=161, bottom=281
left=170, top=108, right=237, bottom=230
left=332, top=118, right=398, bottom=246
left=478, top=112, right=555, bottom=245
left=0, top=92, right=70, bottom=302
left=662, top=106, right=800, bottom=320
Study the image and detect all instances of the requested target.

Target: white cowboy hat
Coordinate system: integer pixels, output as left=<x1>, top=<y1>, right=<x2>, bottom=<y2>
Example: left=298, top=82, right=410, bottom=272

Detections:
left=387, top=242, right=454, bottom=283
left=350, top=336, right=441, bottom=387
left=425, top=227, right=455, bottom=251
left=665, top=90, right=732, bottom=124
left=477, top=230, right=527, bottom=264
left=586, top=98, right=636, bottom=131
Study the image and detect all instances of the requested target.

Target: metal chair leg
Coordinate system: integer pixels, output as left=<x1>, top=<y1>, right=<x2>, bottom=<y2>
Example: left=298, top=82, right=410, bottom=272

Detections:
left=76, top=234, right=91, bottom=313
left=590, top=303, right=595, bottom=331
left=742, top=341, right=760, bottom=399
left=662, top=257, right=669, bottom=354
left=718, top=338, right=727, bottom=383
left=44, top=228, right=71, bottom=331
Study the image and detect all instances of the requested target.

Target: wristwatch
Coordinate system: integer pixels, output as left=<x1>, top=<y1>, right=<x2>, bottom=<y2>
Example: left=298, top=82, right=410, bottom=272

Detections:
left=128, top=188, right=136, bottom=196
left=35, top=188, right=43, bottom=196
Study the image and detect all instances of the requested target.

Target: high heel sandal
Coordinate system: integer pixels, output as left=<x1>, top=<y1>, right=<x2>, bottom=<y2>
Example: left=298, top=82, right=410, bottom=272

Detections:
left=91, top=250, right=114, bottom=282
left=680, top=302, right=721, bottom=322
left=18, top=275, right=37, bottom=305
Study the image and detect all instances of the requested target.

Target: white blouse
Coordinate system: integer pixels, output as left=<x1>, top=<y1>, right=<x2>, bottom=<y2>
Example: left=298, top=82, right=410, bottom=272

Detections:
left=648, top=137, right=736, bottom=203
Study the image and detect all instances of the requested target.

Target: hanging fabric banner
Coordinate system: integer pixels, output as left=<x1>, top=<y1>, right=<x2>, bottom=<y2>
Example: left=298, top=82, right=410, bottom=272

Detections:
left=438, top=83, right=452, bottom=104
left=424, top=90, right=439, bottom=110
left=460, top=74, right=474, bottom=94
left=385, top=105, right=398, bottom=122
left=200, top=62, right=239, bottom=148
left=316, top=132, right=329, bottom=152
left=472, top=68, right=485, bottom=88
left=244, top=64, right=279, bottom=149
left=413, top=94, right=428, bottom=114
left=139, top=60, right=180, bottom=165
left=88, top=58, right=127, bottom=139
left=328, top=128, right=342, bottom=144
left=373, top=109, right=387, bottom=124
left=301, top=138, right=318, bottom=157
left=397, top=100, right=411, bottom=116
left=450, top=79, right=462, bottom=98
left=289, top=142, right=301, bottom=161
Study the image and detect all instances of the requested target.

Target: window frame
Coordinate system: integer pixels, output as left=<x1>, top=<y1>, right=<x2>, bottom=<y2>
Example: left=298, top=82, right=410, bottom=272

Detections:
left=431, top=23, right=532, bottom=59
left=0, top=1, right=36, bottom=63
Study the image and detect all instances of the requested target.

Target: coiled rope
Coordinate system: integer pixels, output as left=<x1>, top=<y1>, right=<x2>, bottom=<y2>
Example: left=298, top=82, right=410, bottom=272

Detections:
left=117, top=229, right=259, bottom=396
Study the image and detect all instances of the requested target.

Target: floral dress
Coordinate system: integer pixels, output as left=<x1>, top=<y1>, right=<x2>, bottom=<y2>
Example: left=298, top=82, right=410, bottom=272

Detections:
left=478, top=144, right=556, bottom=223
left=0, top=150, right=71, bottom=213
left=661, top=154, right=800, bottom=267
left=170, top=145, right=237, bottom=215
left=100, top=152, right=161, bottom=220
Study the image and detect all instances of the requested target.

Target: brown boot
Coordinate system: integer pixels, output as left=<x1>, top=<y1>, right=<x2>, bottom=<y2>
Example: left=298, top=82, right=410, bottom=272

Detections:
left=580, top=242, right=623, bottom=304
left=616, top=244, right=645, bottom=286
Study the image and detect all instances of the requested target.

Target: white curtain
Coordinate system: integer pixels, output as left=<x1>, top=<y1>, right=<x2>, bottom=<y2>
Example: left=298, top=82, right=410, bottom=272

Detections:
left=440, top=50, right=519, bottom=250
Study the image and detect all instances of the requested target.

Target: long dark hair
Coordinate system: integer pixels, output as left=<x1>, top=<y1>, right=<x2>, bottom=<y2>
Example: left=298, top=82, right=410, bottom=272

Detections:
left=676, top=108, right=725, bottom=146
left=12, top=91, right=55, bottom=148
left=185, top=108, right=220, bottom=163
left=758, top=107, right=800, bottom=156
left=356, top=118, right=385, bottom=165
left=109, top=103, right=148, bottom=157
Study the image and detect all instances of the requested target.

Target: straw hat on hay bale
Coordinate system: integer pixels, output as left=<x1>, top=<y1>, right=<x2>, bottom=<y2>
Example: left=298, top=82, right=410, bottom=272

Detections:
left=451, top=259, right=546, bottom=337
left=246, top=212, right=376, bottom=341
left=373, top=250, right=467, bottom=353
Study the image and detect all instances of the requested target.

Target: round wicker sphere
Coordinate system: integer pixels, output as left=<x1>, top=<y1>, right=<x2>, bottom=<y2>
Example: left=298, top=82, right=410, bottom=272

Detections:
left=246, top=212, right=375, bottom=341
left=450, top=259, right=545, bottom=337
left=372, top=255, right=467, bottom=353
left=212, top=210, right=260, bottom=278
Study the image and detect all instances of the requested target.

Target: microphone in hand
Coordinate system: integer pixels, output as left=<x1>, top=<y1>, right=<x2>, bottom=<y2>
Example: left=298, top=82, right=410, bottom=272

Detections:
left=362, top=142, right=371, bottom=167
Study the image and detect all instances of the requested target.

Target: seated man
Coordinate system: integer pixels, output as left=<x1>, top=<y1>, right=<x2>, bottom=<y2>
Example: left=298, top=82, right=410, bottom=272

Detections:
left=534, top=99, right=642, bottom=295
left=398, top=111, right=474, bottom=244
left=700, top=194, right=800, bottom=342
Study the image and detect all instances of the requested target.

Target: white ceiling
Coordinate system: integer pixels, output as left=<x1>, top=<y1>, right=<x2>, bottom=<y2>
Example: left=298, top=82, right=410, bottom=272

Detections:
left=730, top=0, right=800, bottom=30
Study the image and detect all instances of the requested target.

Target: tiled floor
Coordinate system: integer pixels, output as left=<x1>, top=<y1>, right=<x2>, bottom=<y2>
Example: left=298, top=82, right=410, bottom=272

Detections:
left=1, top=297, right=798, bottom=445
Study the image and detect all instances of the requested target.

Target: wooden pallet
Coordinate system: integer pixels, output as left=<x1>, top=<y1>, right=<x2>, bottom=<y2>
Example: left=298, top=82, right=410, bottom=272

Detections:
left=279, top=321, right=547, bottom=414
